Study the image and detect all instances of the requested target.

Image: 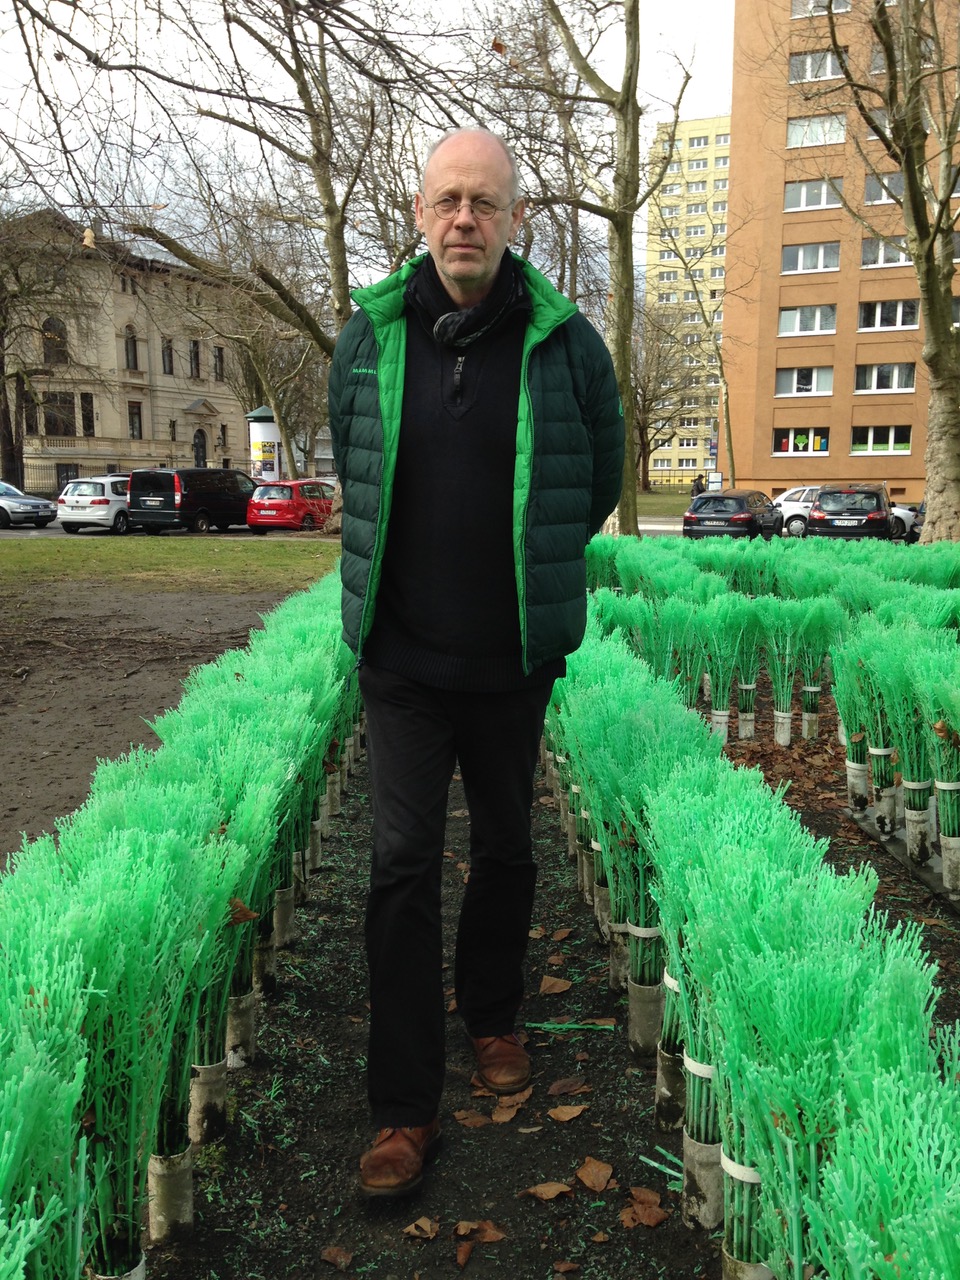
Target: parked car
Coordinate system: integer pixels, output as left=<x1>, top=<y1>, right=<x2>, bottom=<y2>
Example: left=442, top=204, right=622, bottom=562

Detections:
left=0, top=480, right=58, bottom=529
left=127, top=467, right=257, bottom=533
left=805, top=483, right=893, bottom=540
left=776, top=483, right=919, bottom=539
left=247, top=478, right=336, bottom=533
left=905, top=498, right=926, bottom=543
left=57, top=474, right=132, bottom=534
left=682, top=488, right=784, bottom=540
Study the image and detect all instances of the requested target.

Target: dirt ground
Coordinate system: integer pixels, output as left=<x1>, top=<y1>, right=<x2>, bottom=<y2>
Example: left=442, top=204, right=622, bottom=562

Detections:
left=2, top=583, right=958, bottom=1280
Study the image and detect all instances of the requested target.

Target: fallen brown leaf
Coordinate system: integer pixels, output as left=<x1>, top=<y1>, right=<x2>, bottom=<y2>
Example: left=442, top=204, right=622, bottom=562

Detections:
left=620, top=1186, right=671, bottom=1229
left=546, top=952, right=566, bottom=966
left=554, top=1263, right=580, bottom=1273
left=403, top=1217, right=439, bottom=1239
left=552, top=927, right=572, bottom=941
left=450, top=808, right=470, bottom=818
left=548, top=1104, right=589, bottom=1122
left=591, top=1231, right=609, bottom=1243
left=319, top=1245, right=353, bottom=1271
left=529, top=924, right=546, bottom=939
left=492, top=1086, right=533, bottom=1123
left=453, top=1108, right=492, bottom=1128
left=521, top=1182, right=574, bottom=1201
left=548, top=1077, right=592, bottom=1096
left=539, top=975, right=573, bottom=995
left=577, top=1156, right=613, bottom=1192
left=581, top=1017, right=616, bottom=1027
left=453, top=1220, right=507, bottom=1243
left=227, top=898, right=258, bottom=926
left=456, top=1241, right=474, bottom=1269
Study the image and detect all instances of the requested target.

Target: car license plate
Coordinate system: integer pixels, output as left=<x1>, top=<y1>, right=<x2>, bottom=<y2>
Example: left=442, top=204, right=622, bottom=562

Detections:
left=141, top=497, right=163, bottom=507
left=833, top=518, right=859, bottom=526
left=257, top=508, right=273, bottom=515
left=704, top=519, right=726, bottom=527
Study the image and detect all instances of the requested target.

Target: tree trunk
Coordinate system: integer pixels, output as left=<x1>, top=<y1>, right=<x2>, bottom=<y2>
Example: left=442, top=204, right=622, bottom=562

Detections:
left=920, top=376, right=960, bottom=542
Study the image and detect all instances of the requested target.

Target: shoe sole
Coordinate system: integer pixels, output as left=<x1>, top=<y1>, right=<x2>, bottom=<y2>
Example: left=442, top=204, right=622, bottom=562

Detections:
left=358, top=1132, right=442, bottom=1199
left=473, top=1067, right=531, bottom=1094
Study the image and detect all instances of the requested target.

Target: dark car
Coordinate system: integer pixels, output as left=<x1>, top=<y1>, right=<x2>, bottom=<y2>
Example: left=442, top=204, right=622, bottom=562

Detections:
left=247, top=478, right=336, bottom=533
left=805, top=483, right=893, bottom=540
left=127, top=467, right=257, bottom=534
left=682, top=488, right=785, bottom=540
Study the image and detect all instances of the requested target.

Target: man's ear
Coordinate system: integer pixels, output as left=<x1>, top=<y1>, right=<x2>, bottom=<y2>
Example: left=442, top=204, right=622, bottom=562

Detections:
left=414, top=192, right=426, bottom=233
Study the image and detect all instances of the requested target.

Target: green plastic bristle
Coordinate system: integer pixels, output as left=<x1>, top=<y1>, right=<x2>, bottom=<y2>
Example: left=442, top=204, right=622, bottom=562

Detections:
left=797, top=597, right=847, bottom=712
left=755, top=596, right=808, bottom=713
left=585, top=534, right=621, bottom=590
left=829, top=637, right=872, bottom=765
left=909, top=648, right=960, bottom=836
left=699, top=593, right=755, bottom=713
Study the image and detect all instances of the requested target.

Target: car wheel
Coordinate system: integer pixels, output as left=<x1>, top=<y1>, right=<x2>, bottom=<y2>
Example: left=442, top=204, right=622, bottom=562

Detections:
left=890, top=516, right=906, bottom=539
left=785, top=515, right=807, bottom=538
left=145, top=526, right=164, bottom=536
left=214, top=523, right=230, bottom=532
left=251, top=528, right=267, bottom=536
left=61, top=523, right=80, bottom=534
left=34, top=518, right=54, bottom=528
left=301, top=515, right=316, bottom=530
left=0, top=509, right=12, bottom=529
left=191, top=512, right=212, bottom=534
left=112, top=510, right=131, bottom=535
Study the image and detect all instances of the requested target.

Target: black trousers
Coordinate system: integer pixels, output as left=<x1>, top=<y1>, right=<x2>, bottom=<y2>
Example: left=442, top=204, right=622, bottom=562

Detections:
left=358, top=663, right=553, bottom=1128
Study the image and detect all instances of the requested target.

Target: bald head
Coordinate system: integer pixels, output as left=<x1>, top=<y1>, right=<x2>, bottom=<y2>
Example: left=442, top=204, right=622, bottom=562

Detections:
left=423, top=129, right=521, bottom=202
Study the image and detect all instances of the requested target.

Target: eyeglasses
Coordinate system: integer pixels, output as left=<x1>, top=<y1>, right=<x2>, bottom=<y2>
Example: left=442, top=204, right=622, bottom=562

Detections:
left=424, top=196, right=513, bottom=221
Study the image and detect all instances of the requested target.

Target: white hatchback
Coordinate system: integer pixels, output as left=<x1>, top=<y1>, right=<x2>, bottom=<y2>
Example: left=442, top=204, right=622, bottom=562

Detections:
left=57, top=475, right=132, bottom=534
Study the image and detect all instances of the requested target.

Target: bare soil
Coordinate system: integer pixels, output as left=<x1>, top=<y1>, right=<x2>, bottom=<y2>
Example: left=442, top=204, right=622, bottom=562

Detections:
left=1, top=584, right=957, bottom=1280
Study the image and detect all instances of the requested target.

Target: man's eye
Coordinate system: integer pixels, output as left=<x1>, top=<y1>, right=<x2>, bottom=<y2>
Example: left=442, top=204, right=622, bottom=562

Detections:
left=473, top=200, right=498, bottom=218
left=433, top=198, right=458, bottom=215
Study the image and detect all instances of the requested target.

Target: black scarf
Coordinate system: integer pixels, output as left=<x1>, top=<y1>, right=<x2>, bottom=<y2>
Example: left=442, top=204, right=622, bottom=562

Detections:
left=405, top=250, right=528, bottom=347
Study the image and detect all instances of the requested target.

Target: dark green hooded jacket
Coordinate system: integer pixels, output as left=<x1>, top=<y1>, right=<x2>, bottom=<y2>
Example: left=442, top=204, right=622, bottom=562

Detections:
left=328, top=253, right=623, bottom=675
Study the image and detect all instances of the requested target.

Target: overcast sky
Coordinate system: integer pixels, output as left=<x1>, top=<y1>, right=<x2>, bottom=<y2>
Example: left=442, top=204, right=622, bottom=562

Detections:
left=638, top=0, right=736, bottom=122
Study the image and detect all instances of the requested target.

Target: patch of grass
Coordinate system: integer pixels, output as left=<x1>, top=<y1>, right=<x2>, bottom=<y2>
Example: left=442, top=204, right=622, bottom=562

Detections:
left=0, top=536, right=341, bottom=594
left=636, top=489, right=691, bottom=517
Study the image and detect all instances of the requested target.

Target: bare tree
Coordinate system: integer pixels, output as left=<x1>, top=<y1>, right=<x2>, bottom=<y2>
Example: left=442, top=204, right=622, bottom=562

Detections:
left=631, top=301, right=692, bottom=489
left=790, top=0, right=960, bottom=541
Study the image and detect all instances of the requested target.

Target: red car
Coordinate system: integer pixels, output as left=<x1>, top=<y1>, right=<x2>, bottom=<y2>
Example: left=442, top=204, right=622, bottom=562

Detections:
left=247, top=477, right=336, bottom=533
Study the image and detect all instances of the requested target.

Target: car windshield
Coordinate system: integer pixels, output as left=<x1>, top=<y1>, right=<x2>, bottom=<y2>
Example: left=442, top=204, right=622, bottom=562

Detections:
left=820, top=491, right=880, bottom=514
left=0, top=482, right=24, bottom=497
left=695, top=496, right=740, bottom=513
left=254, top=485, right=292, bottom=500
left=68, top=483, right=105, bottom=497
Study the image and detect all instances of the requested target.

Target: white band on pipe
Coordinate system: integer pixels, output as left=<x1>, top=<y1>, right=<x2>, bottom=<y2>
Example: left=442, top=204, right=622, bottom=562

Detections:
left=571, top=785, right=581, bottom=795
left=738, top=683, right=757, bottom=690
left=609, top=921, right=630, bottom=935
left=590, top=839, right=602, bottom=852
left=868, top=746, right=895, bottom=756
left=720, top=1149, right=762, bottom=1184
left=935, top=781, right=960, bottom=791
left=580, top=809, right=590, bottom=820
left=902, top=779, right=932, bottom=790
left=626, top=922, right=662, bottom=939
left=662, top=969, right=681, bottom=993
left=801, top=685, right=821, bottom=694
left=683, top=1053, right=716, bottom=1080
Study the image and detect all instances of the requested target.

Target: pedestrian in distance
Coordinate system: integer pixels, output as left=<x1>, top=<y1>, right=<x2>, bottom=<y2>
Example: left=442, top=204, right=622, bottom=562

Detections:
left=691, top=472, right=706, bottom=497
left=329, top=126, right=624, bottom=1198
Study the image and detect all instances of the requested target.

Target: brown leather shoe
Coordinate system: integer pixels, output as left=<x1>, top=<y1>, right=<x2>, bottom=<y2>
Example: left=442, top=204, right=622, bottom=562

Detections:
left=358, top=1119, right=441, bottom=1198
left=470, top=1034, right=531, bottom=1093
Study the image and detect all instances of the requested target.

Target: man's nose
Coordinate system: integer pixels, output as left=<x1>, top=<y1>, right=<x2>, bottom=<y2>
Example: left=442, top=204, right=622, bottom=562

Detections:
left=452, top=201, right=479, bottom=227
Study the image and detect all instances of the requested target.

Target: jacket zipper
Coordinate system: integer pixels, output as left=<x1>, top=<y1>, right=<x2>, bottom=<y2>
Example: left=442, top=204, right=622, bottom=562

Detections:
left=453, top=355, right=465, bottom=405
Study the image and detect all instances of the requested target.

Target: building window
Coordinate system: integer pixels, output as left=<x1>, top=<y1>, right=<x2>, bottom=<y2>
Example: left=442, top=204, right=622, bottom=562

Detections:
left=866, top=110, right=889, bottom=141
left=213, top=346, right=225, bottom=381
left=714, top=178, right=729, bottom=191
left=120, top=274, right=138, bottom=295
left=784, top=178, right=843, bottom=210
left=715, top=133, right=730, bottom=145
left=128, top=401, right=143, bottom=440
left=659, top=270, right=679, bottom=282
left=781, top=241, right=840, bottom=273
left=662, top=207, right=679, bottom=219
left=688, top=225, right=707, bottom=237
left=687, top=202, right=707, bottom=215
left=660, top=249, right=679, bottom=260
left=43, top=391, right=76, bottom=436
left=688, top=158, right=709, bottom=171
left=683, top=311, right=700, bottom=324
left=715, top=156, right=729, bottom=168
left=789, top=49, right=845, bottom=82
left=689, top=135, right=709, bottom=148
left=791, top=0, right=850, bottom=15
left=161, top=337, right=174, bottom=375
left=712, top=245, right=726, bottom=257
left=710, top=266, right=726, bottom=278
left=858, top=299, right=919, bottom=329
left=123, top=324, right=139, bottom=371
left=189, top=340, right=201, bottom=378
left=787, top=114, right=846, bottom=147
left=683, top=333, right=700, bottom=346
left=678, top=457, right=698, bottom=470
left=218, top=423, right=228, bottom=448
left=775, top=366, right=834, bottom=396
left=855, top=363, right=915, bottom=392
left=773, top=427, right=830, bottom=454
left=652, top=457, right=673, bottom=470
left=861, top=236, right=910, bottom=266
left=679, top=434, right=699, bottom=444
left=80, top=392, right=94, bottom=438
left=169, top=419, right=178, bottom=441
left=851, top=425, right=912, bottom=454
left=662, top=183, right=681, bottom=195
left=713, top=223, right=727, bottom=235
left=42, top=316, right=68, bottom=364
left=713, top=200, right=728, bottom=214
left=778, top=303, right=837, bottom=335
left=687, top=181, right=707, bottom=194
left=667, top=161, right=681, bottom=173
left=658, top=291, right=678, bottom=304
left=689, top=268, right=705, bottom=280
left=864, top=172, right=905, bottom=204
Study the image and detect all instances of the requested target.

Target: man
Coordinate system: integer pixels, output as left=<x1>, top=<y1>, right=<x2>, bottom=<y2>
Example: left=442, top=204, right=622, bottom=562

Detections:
left=329, top=128, right=623, bottom=1198
left=691, top=473, right=706, bottom=497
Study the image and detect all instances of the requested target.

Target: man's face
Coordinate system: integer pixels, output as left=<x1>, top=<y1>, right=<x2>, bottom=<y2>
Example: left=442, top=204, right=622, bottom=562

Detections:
left=415, top=132, right=525, bottom=309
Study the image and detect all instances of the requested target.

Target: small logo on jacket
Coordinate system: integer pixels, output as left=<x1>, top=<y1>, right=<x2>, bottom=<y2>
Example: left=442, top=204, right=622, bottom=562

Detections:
left=352, top=366, right=377, bottom=376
